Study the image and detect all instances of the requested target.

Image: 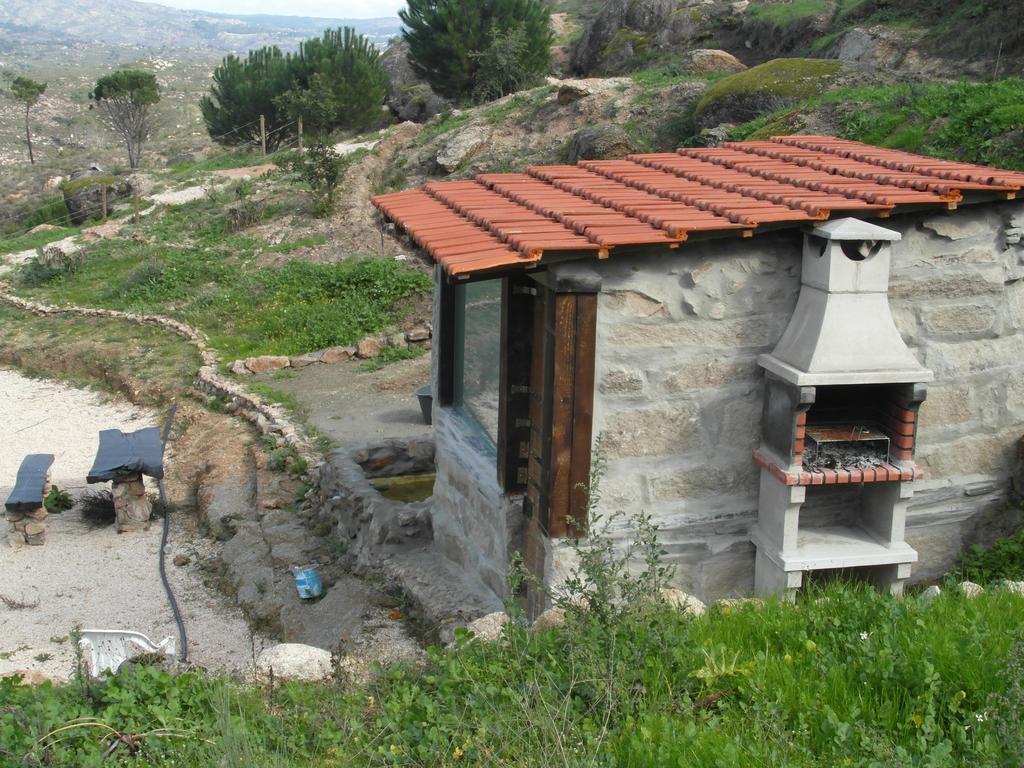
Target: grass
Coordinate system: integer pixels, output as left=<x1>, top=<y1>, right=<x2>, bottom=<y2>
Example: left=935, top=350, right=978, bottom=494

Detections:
left=0, top=225, right=79, bottom=256
left=0, top=302, right=201, bottom=404
left=731, top=77, right=1024, bottom=170
left=1, top=583, right=1021, bottom=766
left=12, top=191, right=432, bottom=361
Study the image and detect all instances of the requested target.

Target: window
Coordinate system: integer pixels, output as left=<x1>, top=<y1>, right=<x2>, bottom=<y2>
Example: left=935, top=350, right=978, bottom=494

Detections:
left=453, top=279, right=502, bottom=444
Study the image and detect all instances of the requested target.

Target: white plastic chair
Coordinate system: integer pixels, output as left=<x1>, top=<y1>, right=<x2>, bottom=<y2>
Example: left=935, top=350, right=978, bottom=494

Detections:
left=78, top=630, right=176, bottom=677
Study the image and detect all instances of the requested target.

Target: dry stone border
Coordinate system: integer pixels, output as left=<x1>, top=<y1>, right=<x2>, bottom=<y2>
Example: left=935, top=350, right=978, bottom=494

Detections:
left=229, top=325, right=432, bottom=376
left=0, top=291, right=321, bottom=482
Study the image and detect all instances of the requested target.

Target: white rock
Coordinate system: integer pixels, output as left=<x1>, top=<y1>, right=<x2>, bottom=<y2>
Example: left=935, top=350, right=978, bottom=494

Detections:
left=998, top=580, right=1024, bottom=595
left=255, top=643, right=332, bottom=682
left=465, top=611, right=509, bottom=642
left=531, top=607, right=566, bottom=631
left=958, top=581, right=984, bottom=598
left=921, top=585, right=942, bottom=601
left=660, top=588, right=706, bottom=616
left=436, top=126, right=490, bottom=173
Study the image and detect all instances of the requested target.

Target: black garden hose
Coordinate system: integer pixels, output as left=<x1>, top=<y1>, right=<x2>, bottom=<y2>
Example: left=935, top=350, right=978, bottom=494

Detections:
left=158, top=403, right=188, bottom=662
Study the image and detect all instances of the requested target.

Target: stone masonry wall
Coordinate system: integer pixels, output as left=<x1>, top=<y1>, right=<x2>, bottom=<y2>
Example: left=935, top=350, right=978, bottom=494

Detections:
left=589, top=201, right=1024, bottom=601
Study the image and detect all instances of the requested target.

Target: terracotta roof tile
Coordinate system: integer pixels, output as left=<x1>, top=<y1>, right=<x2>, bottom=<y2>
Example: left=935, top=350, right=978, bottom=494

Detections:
left=371, top=136, right=1023, bottom=277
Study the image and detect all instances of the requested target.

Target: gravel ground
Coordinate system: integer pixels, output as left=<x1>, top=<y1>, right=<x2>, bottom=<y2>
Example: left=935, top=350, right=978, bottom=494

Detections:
left=0, top=369, right=263, bottom=682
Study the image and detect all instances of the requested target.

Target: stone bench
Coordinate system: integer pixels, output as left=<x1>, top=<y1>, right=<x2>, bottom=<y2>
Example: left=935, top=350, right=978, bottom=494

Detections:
left=87, top=427, right=164, bottom=533
left=5, top=453, right=55, bottom=547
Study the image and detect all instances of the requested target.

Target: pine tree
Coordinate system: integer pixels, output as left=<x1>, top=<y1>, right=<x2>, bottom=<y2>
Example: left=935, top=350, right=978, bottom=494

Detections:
left=400, top=0, right=553, bottom=101
left=90, top=70, right=159, bottom=170
left=10, top=76, right=47, bottom=165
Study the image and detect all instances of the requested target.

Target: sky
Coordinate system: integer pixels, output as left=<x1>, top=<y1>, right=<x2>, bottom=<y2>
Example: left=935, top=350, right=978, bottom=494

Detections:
left=153, top=0, right=405, bottom=19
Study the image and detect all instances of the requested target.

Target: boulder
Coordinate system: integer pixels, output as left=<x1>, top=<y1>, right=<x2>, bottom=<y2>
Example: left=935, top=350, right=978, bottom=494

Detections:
left=356, top=337, right=383, bottom=359
left=921, top=585, right=942, bottom=601
left=436, top=125, right=491, bottom=173
left=41, top=176, right=65, bottom=193
left=831, top=26, right=923, bottom=71
left=255, top=643, right=333, bottom=682
left=659, top=588, right=706, bottom=616
left=531, top=607, right=567, bottom=631
left=682, top=49, right=746, bottom=75
left=62, top=168, right=129, bottom=225
left=566, top=125, right=638, bottom=164
left=28, top=223, right=61, bottom=234
left=557, top=83, right=592, bottom=105
left=465, top=611, right=510, bottom=642
left=998, top=580, right=1024, bottom=595
left=571, top=0, right=678, bottom=75
left=320, top=345, right=356, bottom=364
left=693, top=58, right=843, bottom=131
left=380, top=40, right=453, bottom=123
left=245, top=356, right=290, bottom=374
left=289, top=352, right=321, bottom=369
left=958, top=581, right=984, bottom=598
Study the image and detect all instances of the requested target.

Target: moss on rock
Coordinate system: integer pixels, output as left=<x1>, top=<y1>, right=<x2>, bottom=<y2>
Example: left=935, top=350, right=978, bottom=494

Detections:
left=694, top=58, right=842, bottom=129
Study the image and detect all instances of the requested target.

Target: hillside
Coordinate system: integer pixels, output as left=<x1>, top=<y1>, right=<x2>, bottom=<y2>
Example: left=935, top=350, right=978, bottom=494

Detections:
left=0, top=0, right=400, bottom=52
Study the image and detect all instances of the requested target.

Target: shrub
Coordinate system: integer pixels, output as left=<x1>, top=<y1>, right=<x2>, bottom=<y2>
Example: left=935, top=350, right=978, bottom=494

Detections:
left=79, top=488, right=115, bottom=528
left=284, top=143, right=347, bottom=217
left=401, top=0, right=553, bottom=100
left=955, top=506, right=1024, bottom=583
left=44, top=486, right=74, bottom=514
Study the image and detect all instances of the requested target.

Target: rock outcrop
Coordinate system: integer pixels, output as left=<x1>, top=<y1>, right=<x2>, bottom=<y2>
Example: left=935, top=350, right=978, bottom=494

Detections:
left=566, top=124, right=638, bottom=164
left=255, top=643, right=333, bottom=681
left=380, top=40, right=452, bottom=123
left=62, top=168, right=130, bottom=225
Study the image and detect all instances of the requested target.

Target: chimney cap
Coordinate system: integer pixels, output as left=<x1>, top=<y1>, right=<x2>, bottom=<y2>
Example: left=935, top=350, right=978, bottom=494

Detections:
left=812, top=217, right=901, bottom=243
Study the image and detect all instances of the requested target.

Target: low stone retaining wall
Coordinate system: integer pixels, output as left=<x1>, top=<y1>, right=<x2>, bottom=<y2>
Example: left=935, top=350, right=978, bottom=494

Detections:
left=0, top=291, right=321, bottom=480
left=228, top=325, right=432, bottom=375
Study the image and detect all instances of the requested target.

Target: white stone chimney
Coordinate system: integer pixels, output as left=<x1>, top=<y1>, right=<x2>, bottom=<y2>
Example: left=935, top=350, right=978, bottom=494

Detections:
left=759, top=218, right=933, bottom=386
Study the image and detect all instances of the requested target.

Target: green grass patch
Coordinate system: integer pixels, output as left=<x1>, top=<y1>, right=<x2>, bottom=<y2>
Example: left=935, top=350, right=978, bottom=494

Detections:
left=0, top=226, right=78, bottom=256
left=166, top=149, right=268, bottom=180
left=0, top=303, right=200, bottom=403
left=14, top=193, right=431, bottom=361
left=955, top=502, right=1024, bottom=584
left=412, top=111, right=474, bottom=147
left=358, top=344, right=427, bottom=373
left=265, top=235, right=329, bottom=254
left=1, top=582, right=1021, bottom=766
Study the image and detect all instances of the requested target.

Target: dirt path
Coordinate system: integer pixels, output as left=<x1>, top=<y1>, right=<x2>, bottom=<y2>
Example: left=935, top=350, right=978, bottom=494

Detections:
left=0, top=369, right=261, bottom=682
left=253, top=354, right=432, bottom=447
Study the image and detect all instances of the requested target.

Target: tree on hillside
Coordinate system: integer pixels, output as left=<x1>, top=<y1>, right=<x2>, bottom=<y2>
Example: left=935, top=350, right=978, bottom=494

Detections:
left=276, top=27, right=388, bottom=137
left=10, top=76, right=46, bottom=165
left=202, top=28, right=387, bottom=150
left=400, top=0, right=553, bottom=101
left=90, top=70, right=160, bottom=169
left=201, top=47, right=294, bottom=151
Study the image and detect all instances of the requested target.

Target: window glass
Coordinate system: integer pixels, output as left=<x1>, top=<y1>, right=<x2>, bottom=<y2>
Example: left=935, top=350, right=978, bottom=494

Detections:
left=454, top=280, right=502, bottom=444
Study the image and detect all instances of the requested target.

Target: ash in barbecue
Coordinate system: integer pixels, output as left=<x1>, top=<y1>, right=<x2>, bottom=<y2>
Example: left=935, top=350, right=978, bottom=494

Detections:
left=803, top=445, right=889, bottom=472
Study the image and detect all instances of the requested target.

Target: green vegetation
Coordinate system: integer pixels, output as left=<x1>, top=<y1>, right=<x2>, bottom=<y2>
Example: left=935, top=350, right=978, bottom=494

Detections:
left=1, top=582, right=1020, bottom=766
left=0, top=225, right=77, bottom=256
left=695, top=58, right=842, bottom=126
left=956, top=503, right=1024, bottom=584
left=43, top=486, right=74, bottom=514
left=201, top=27, right=387, bottom=150
left=60, top=174, right=122, bottom=197
left=732, top=77, right=1024, bottom=170
left=401, top=0, right=553, bottom=101
left=282, top=144, right=368, bottom=216
left=358, top=344, right=427, bottom=372
left=0, top=303, right=201, bottom=403
left=13, top=193, right=431, bottom=361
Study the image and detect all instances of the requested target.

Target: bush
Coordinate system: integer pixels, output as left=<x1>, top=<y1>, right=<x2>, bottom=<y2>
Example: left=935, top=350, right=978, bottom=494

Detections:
left=955, top=505, right=1024, bottom=583
left=44, top=486, right=74, bottom=514
left=284, top=143, right=348, bottom=217
left=401, top=0, right=553, bottom=100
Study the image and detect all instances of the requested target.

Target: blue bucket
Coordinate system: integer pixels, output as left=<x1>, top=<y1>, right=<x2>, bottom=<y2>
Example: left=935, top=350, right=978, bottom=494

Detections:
left=291, top=566, right=323, bottom=600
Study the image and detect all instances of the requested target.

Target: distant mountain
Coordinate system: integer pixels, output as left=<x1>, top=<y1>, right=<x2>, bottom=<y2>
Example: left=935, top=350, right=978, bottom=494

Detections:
left=0, top=0, right=401, bottom=52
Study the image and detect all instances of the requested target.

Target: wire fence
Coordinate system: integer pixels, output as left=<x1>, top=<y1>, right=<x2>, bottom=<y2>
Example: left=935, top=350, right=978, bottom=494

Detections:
left=0, top=128, right=310, bottom=246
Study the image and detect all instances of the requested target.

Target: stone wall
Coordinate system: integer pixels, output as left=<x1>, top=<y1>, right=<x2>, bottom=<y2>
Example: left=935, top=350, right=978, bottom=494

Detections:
left=589, top=201, right=1024, bottom=600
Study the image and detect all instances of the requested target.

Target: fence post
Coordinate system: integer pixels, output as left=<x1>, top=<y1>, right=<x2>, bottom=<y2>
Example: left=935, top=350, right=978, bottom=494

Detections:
left=297, top=115, right=303, bottom=152
left=260, top=114, right=267, bottom=157
left=101, top=186, right=108, bottom=219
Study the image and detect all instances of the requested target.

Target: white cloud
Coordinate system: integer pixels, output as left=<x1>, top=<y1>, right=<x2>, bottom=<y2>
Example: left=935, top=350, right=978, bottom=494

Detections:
left=152, top=0, right=405, bottom=19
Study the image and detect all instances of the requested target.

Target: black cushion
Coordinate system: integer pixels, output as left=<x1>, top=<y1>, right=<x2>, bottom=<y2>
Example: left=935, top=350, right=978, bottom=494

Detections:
left=86, top=427, right=165, bottom=483
left=5, top=454, right=55, bottom=512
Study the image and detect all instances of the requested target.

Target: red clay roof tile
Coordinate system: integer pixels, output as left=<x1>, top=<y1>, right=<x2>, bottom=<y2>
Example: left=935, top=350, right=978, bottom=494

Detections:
left=370, top=136, right=1023, bottom=277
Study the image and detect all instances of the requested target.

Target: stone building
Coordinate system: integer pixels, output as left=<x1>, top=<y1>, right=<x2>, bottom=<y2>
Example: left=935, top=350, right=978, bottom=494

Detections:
left=372, top=136, right=1024, bottom=611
